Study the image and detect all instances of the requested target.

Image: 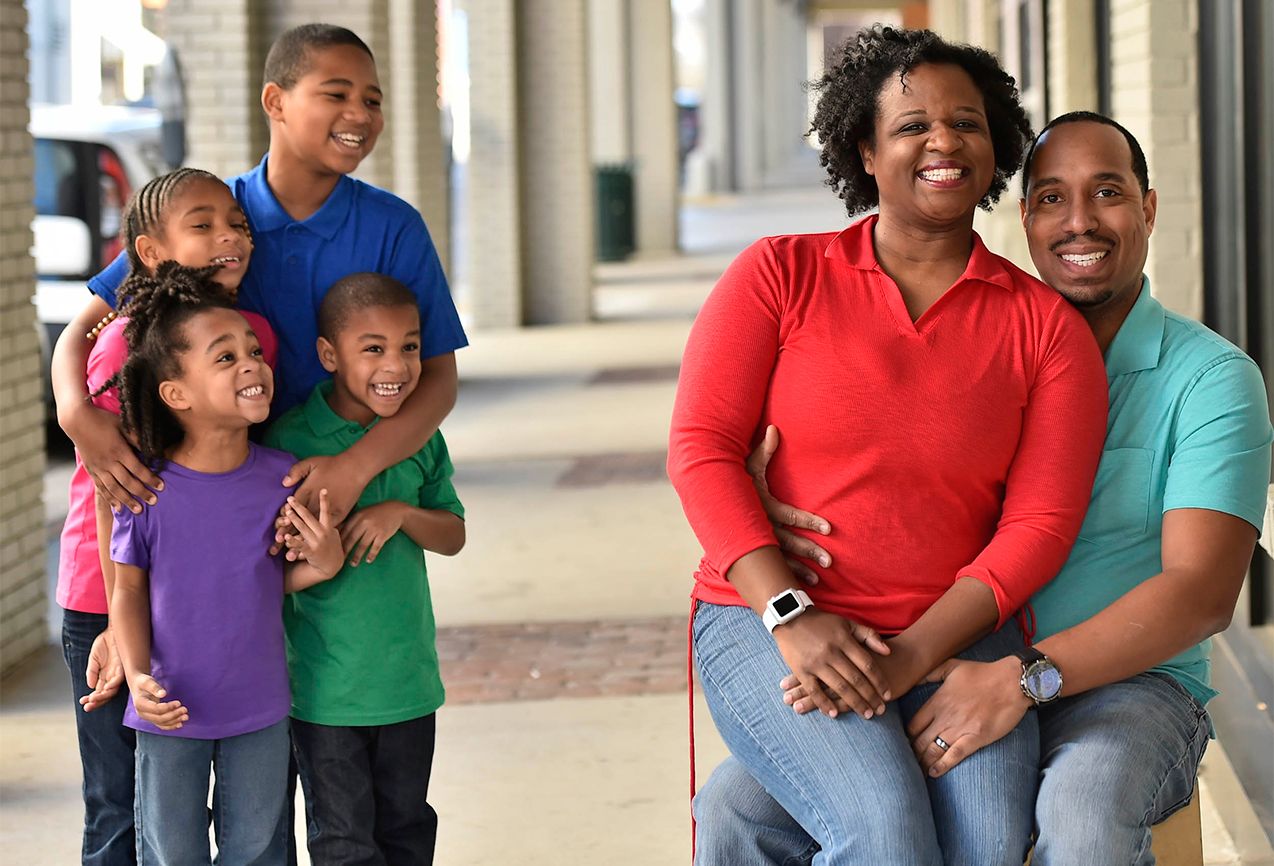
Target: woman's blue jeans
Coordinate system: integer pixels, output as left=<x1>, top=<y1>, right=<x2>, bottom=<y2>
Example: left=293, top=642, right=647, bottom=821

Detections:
left=692, top=602, right=1038, bottom=866
left=134, top=718, right=290, bottom=865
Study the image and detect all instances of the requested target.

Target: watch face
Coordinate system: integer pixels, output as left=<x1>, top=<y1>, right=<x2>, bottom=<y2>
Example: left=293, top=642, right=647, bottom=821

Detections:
left=1024, top=661, right=1062, bottom=701
left=772, top=592, right=800, bottom=617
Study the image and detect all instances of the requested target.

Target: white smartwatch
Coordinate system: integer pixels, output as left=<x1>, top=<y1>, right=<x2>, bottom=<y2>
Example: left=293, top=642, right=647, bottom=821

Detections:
left=762, top=589, right=814, bottom=633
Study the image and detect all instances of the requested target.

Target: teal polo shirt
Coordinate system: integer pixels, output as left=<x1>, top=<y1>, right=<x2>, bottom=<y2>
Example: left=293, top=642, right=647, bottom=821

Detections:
left=1032, top=278, right=1272, bottom=706
left=264, top=381, right=465, bottom=726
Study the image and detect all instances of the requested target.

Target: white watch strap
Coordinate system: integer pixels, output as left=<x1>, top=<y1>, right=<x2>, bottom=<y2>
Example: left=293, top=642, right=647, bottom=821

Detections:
left=762, top=589, right=813, bottom=633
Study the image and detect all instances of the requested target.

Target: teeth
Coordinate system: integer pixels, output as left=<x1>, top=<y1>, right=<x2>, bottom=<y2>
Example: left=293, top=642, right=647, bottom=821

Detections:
left=333, top=133, right=365, bottom=147
left=919, top=168, right=965, bottom=182
left=372, top=383, right=402, bottom=397
left=211, top=256, right=239, bottom=265
left=238, top=385, right=264, bottom=397
left=1060, top=251, right=1107, bottom=267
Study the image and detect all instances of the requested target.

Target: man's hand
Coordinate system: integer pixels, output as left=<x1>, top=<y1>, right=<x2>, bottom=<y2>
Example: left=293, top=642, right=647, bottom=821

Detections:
left=128, top=674, right=187, bottom=730
left=66, top=403, right=162, bottom=513
left=747, top=425, right=832, bottom=585
left=282, top=491, right=345, bottom=577
left=283, top=454, right=368, bottom=525
left=771, top=609, right=893, bottom=719
left=340, top=501, right=406, bottom=567
left=79, top=628, right=125, bottom=712
left=906, top=657, right=1031, bottom=777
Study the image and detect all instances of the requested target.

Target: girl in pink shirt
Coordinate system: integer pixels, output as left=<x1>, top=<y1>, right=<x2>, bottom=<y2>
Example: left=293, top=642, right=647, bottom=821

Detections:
left=56, top=168, right=277, bottom=863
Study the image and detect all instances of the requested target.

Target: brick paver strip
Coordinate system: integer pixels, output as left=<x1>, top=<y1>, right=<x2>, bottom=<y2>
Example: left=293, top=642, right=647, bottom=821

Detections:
left=438, top=616, right=690, bottom=704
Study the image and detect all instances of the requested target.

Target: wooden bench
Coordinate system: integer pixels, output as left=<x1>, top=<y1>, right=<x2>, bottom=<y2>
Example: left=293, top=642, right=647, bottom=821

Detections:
left=1025, top=794, right=1202, bottom=865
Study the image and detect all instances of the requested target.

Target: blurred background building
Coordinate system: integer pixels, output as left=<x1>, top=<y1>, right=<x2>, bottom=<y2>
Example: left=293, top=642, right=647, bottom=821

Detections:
left=2, top=0, right=1271, bottom=858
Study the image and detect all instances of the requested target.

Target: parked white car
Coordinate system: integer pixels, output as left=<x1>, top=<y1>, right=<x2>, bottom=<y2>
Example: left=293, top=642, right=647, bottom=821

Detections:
left=31, top=103, right=170, bottom=412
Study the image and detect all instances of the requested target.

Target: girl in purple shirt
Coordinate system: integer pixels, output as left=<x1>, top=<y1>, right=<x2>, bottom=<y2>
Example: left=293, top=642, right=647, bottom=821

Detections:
left=108, top=265, right=343, bottom=865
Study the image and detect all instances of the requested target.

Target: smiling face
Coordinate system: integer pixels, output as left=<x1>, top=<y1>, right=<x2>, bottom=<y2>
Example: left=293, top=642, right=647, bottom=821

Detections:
left=160, top=307, right=273, bottom=428
left=136, top=177, right=252, bottom=294
left=860, top=63, right=996, bottom=230
left=264, top=43, right=384, bottom=178
left=317, top=304, right=422, bottom=426
left=1021, top=120, right=1156, bottom=313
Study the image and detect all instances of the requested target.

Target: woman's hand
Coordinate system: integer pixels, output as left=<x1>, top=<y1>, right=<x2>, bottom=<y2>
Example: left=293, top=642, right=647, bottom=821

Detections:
left=906, top=657, right=1031, bottom=777
left=79, top=628, right=125, bottom=712
left=65, top=403, right=162, bottom=514
left=128, top=674, right=187, bottom=730
left=339, top=501, right=406, bottom=567
left=779, top=636, right=923, bottom=714
left=771, top=609, right=893, bottom=719
left=747, top=425, right=832, bottom=585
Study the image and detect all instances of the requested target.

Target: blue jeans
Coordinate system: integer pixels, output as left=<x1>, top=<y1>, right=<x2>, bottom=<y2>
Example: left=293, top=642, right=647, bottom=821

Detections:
left=1033, top=671, right=1210, bottom=865
left=693, top=603, right=1038, bottom=866
left=62, top=608, right=138, bottom=866
left=292, top=713, right=438, bottom=866
left=135, top=719, right=290, bottom=865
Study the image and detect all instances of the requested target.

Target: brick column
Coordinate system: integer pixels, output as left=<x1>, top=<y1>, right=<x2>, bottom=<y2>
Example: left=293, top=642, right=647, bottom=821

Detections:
left=1047, top=0, right=1097, bottom=113
left=517, top=0, right=592, bottom=323
left=465, top=0, right=523, bottom=328
left=163, top=0, right=269, bottom=176
left=627, top=0, right=678, bottom=254
left=387, top=0, right=450, bottom=276
left=1109, top=0, right=1202, bottom=319
left=0, top=0, right=47, bottom=674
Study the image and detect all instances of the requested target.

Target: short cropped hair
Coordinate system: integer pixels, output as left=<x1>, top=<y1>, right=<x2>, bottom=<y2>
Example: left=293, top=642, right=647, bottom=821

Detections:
left=263, top=23, right=374, bottom=91
left=318, top=273, right=419, bottom=341
left=1021, top=111, right=1150, bottom=197
left=809, top=25, right=1033, bottom=216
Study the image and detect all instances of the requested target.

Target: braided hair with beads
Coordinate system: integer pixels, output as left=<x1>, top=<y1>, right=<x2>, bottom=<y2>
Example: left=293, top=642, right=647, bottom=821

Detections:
left=108, top=261, right=237, bottom=469
left=87, top=168, right=235, bottom=341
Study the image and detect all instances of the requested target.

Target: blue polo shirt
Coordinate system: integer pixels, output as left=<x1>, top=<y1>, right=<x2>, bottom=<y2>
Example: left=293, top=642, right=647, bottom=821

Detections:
left=1031, top=278, right=1272, bottom=706
left=90, top=156, right=468, bottom=415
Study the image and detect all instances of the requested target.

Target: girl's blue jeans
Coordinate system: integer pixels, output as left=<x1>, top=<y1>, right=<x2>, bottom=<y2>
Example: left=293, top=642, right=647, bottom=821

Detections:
left=692, top=601, right=1039, bottom=866
left=134, top=718, right=290, bottom=866
left=62, top=608, right=137, bottom=865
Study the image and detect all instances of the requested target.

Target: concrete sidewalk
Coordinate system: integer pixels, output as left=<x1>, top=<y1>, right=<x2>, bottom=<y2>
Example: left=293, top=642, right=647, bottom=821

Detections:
left=4, top=189, right=1270, bottom=864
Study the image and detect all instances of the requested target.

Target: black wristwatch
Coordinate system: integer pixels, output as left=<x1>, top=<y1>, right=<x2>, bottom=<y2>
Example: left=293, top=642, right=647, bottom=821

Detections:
left=1013, top=647, right=1063, bottom=705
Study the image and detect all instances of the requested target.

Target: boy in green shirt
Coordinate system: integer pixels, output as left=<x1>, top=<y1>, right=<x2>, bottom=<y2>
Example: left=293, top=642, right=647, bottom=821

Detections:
left=265, top=272, right=465, bottom=865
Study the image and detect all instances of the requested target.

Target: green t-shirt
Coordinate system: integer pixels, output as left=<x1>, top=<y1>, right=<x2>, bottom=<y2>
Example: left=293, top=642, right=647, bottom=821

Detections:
left=1032, top=279, right=1272, bottom=707
left=265, top=381, right=465, bottom=725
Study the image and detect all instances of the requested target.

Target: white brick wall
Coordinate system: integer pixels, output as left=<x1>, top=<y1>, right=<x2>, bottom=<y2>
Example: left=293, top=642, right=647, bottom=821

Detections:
left=517, top=0, right=592, bottom=324
left=0, top=0, right=47, bottom=675
left=1108, top=0, right=1203, bottom=319
left=465, top=0, right=523, bottom=328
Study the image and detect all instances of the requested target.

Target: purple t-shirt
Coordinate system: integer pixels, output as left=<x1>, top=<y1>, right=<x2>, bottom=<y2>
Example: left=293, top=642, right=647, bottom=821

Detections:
left=111, top=443, right=296, bottom=739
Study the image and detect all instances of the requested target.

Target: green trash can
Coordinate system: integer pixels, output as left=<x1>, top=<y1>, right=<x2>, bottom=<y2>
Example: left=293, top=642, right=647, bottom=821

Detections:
left=595, top=163, right=635, bottom=262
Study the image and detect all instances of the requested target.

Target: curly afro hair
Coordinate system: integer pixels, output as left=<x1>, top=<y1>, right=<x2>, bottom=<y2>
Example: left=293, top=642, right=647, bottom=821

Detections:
left=809, top=25, right=1033, bottom=217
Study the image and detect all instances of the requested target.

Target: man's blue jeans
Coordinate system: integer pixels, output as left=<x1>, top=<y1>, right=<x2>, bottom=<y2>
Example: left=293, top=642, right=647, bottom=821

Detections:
left=134, top=718, right=290, bottom=865
left=1032, top=671, right=1209, bottom=865
left=693, top=602, right=1038, bottom=866
left=695, top=644, right=1207, bottom=866
left=62, top=608, right=137, bottom=866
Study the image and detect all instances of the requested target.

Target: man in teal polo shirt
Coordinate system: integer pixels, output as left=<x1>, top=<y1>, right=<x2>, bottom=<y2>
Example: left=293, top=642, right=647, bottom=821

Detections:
left=693, top=113, right=1272, bottom=865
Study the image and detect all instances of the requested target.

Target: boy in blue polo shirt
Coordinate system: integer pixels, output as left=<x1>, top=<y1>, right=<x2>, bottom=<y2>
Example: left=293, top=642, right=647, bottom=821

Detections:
left=56, top=22, right=465, bottom=526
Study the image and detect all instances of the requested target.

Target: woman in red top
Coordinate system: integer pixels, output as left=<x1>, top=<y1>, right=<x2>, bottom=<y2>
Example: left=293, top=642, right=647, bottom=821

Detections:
left=669, top=27, right=1107, bottom=865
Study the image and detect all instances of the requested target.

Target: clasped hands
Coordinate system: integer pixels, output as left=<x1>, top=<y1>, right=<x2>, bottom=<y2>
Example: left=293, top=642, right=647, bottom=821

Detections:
left=750, top=426, right=1031, bottom=777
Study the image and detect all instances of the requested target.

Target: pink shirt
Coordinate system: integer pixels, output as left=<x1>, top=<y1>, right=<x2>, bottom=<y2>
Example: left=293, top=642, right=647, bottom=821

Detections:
left=668, top=216, right=1108, bottom=633
left=57, top=310, right=278, bottom=613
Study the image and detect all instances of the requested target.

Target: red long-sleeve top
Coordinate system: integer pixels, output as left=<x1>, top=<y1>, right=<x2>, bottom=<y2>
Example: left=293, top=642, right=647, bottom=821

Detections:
left=668, top=216, right=1108, bottom=634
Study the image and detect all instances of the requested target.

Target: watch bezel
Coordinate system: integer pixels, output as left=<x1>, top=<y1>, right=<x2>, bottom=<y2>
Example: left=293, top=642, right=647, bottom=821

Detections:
left=1019, top=656, right=1063, bottom=704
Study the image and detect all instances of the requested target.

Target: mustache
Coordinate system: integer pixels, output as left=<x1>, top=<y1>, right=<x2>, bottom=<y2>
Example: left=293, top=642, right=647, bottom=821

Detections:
left=1050, top=231, right=1117, bottom=252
